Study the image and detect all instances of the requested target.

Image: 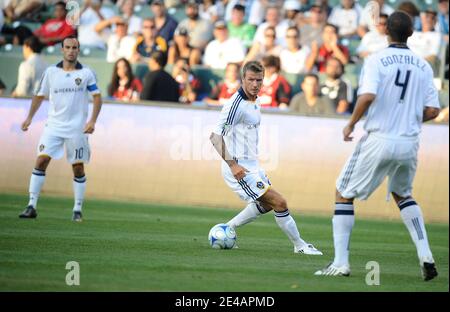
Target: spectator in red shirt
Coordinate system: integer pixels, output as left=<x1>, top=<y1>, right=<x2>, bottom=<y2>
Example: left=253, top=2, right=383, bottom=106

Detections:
left=259, top=55, right=291, bottom=109
left=108, top=57, right=143, bottom=102
left=311, top=23, right=349, bottom=72
left=33, top=1, right=76, bottom=46
left=204, top=62, right=241, bottom=106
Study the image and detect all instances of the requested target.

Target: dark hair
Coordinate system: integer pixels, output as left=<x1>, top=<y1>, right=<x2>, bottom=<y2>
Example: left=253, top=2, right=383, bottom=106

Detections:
left=13, top=25, right=33, bottom=45
left=55, top=1, right=67, bottom=11
left=61, top=35, right=80, bottom=48
left=380, top=13, right=389, bottom=20
left=387, top=11, right=413, bottom=43
left=286, top=26, right=300, bottom=36
left=242, top=61, right=264, bottom=78
left=324, top=23, right=339, bottom=34
left=23, top=36, right=43, bottom=53
left=303, top=73, right=319, bottom=83
left=261, top=55, right=281, bottom=72
left=326, top=57, right=345, bottom=75
left=397, top=1, right=420, bottom=17
left=150, top=50, right=167, bottom=68
left=108, top=57, right=135, bottom=97
left=233, top=4, right=245, bottom=12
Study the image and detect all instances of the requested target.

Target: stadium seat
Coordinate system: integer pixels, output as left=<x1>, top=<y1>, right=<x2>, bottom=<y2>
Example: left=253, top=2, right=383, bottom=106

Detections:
left=283, top=72, right=306, bottom=95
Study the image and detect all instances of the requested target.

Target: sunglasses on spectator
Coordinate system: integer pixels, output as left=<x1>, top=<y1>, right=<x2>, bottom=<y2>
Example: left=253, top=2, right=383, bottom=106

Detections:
left=265, top=33, right=276, bottom=38
left=286, top=34, right=298, bottom=38
left=143, top=25, right=156, bottom=29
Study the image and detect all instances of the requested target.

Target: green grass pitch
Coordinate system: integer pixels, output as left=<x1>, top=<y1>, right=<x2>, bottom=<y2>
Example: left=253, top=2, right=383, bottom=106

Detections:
left=0, top=193, right=448, bottom=291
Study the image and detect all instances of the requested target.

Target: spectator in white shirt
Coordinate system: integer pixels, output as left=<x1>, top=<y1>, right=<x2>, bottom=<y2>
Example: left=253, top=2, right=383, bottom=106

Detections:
left=253, top=4, right=289, bottom=47
left=203, top=20, right=246, bottom=70
left=78, top=0, right=115, bottom=49
left=328, top=0, right=362, bottom=38
left=106, top=20, right=137, bottom=63
left=357, top=13, right=389, bottom=59
left=408, top=10, right=442, bottom=69
left=280, top=26, right=315, bottom=74
left=94, top=0, right=142, bottom=37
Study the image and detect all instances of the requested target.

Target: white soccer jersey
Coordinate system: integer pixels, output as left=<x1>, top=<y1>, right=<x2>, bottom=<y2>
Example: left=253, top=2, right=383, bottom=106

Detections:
left=357, top=44, right=440, bottom=137
left=35, top=61, right=100, bottom=138
left=213, top=88, right=261, bottom=161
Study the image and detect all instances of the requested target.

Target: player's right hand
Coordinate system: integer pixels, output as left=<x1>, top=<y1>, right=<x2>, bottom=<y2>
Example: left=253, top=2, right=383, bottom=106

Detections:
left=21, top=118, right=31, bottom=131
left=230, top=163, right=249, bottom=181
left=343, top=124, right=354, bottom=141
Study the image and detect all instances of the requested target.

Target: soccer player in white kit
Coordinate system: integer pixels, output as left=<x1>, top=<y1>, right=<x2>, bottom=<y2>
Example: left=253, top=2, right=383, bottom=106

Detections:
left=19, top=36, right=102, bottom=222
left=210, top=61, right=322, bottom=255
left=314, top=12, right=441, bottom=280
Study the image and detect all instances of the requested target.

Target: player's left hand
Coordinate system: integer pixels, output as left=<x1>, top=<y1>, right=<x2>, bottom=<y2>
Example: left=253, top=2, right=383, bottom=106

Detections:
left=343, top=124, right=354, bottom=141
left=84, top=121, right=95, bottom=134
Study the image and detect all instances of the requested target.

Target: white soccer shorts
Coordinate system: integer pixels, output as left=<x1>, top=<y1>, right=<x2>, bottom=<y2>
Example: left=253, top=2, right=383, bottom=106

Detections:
left=336, top=133, right=419, bottom=200
left=37, top=130, right=91, bottom=164
left=222, top=160, right=271, bottom=203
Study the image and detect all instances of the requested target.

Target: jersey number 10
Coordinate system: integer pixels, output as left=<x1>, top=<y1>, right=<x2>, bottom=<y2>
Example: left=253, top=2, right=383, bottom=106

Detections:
left=394, top=69, right=411, bottom=103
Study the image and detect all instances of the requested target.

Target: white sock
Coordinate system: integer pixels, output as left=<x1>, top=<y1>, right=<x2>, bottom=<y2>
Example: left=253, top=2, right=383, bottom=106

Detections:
left=332, top=203, right=355, bottom=267
left=274, top=210, right=306, bottom=250
left=73, top=175, right=86, bottom=212
left=227, top=201, right=267, bottom=228
left=398, top=198, right=433, bottom=262
left=28, top=168, right=46, bottom=209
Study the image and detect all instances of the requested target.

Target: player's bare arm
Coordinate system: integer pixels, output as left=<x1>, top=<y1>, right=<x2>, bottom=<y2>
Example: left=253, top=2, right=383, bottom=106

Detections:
left=343, top=93, right=376, bottom=141
left=84, top=93, right=102, bottom=134
left=21, top=95, right=45, bottom=131
left=423, top=106, right=440, bottom=122
left=210, top=132, right=248, bottom=180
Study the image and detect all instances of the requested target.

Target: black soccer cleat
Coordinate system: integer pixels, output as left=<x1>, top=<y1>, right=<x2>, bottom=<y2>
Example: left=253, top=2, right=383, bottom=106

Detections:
left=19, top=205, right=37, bottom=219
left=422, top=262, right=438, bottom=281
left=72, top=211, right=83, bottom=222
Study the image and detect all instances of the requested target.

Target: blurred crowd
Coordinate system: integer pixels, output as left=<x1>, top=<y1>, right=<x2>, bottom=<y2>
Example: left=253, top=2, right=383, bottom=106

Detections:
left=0, top=0, right=448, bottom=121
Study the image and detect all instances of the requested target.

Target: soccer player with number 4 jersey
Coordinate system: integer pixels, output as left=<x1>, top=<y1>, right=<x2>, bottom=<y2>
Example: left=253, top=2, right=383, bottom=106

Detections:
left=19, top=36, right=102, bottom=222
left=314, top=12, right=441, bottom=281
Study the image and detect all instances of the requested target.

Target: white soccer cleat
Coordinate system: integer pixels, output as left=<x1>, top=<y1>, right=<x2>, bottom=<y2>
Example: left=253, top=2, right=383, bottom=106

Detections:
left=314, top=262, right=351, bottom=276
left=294, top=243, right=323, bottom=255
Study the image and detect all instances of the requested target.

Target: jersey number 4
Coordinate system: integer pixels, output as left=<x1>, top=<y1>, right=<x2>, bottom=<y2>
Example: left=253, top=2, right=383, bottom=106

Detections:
left=394, top=69, right=411, bottom=102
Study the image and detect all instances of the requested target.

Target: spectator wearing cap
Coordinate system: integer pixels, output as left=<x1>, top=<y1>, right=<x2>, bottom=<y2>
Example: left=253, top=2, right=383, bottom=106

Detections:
left=258, top=55, right=291, bottom=109
left=151, top=0, right=178, bottom=43
left=227, top=4, right=256, bottom=49
left=199, top=0, right=225, bottom=23
left=280, top=26, right=315, bottom=74
left=141, top=50, right=180, bottom=102
left=310, top=23, right=349, bottom=73
left=33, top=1, right=76, bottom=46
left=283, top=0, right=302, bottom=25
left=244, top=25, right=282, bottom=63
left=356, top=13, right=388, bottom=59
left=437, top=0, right=449, bottom=43
left=320, top=57, right=352, bottom=114
left=328, top=0, right=362, bottom=38
left=289, top=73, right=335, bottom=115
left=203, top=20, right=246, bottom=70
left=167, top=27, right=202, bottom=66
left=131, top=17, right=167, bottom=64
left=12, top=36, right=47, bottom=97
left=78, top=0, right=116, bottom=49
left=253, top=4, right=289, bottom=47
left=357, top=0, right=393, bottom=38
left=175, top=0, right=213, bottom=50
left=95, top=0, right=143, bottom=37
left=408, top=9, right=443, bottom=71
left=106, top=19, right=137, bottom=63
left=298, top=4, right=326, bottom=48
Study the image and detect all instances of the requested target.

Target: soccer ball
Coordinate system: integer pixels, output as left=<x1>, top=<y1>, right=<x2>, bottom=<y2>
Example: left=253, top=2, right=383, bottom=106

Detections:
left=208, top=223, right=237, bottom=249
